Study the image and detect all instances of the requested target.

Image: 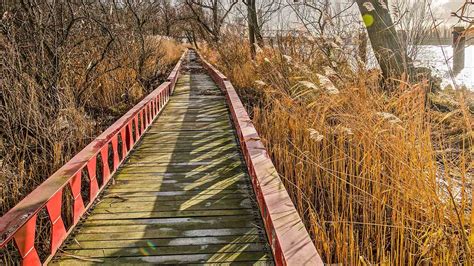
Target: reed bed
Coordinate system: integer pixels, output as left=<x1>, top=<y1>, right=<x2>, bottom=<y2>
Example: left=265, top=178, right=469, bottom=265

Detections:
left=202, top=36, right=473, bottom=264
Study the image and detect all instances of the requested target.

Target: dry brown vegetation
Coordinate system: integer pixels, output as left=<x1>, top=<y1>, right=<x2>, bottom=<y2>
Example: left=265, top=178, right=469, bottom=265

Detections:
left=0, top=2, right=184, bottom=217
left=202, top=34, right=473, bottom=264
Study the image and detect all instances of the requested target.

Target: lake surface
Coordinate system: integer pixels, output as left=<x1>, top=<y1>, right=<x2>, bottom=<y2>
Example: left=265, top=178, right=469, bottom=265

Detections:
left=415, top=45, right=474, bottom=90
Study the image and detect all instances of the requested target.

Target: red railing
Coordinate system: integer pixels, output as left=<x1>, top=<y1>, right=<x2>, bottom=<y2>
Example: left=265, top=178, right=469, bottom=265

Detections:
left=198, top=51, right=324, bottom=265
left=0, top=50, right=187, bottom=265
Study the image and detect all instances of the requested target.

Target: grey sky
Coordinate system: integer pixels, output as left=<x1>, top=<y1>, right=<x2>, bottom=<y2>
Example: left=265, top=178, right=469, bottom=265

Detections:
left=261, top=0, right=469, bottom=32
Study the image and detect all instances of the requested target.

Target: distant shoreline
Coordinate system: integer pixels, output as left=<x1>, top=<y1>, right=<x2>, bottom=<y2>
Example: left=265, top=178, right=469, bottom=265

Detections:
left=421, top=38, right=474, bottom=46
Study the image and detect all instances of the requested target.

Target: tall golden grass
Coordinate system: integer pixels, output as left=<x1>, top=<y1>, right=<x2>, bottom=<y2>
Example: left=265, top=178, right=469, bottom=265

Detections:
left=202, top=35, right=473, bottom=264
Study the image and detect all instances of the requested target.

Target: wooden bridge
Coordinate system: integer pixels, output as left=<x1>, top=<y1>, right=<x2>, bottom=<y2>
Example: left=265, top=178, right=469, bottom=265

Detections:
left=0, top=50, right=323, bottom=265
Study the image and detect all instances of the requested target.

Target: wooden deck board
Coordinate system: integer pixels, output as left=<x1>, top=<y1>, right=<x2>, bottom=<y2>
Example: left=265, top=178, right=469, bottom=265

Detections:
left=54, top=253, right=272, bottom=265
left=64, top=235, right=264, bottom=250
left=53, top=51, right=273, bottom=265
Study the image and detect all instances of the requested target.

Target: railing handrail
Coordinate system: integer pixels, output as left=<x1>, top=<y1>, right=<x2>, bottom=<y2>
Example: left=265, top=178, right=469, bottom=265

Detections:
left=0, top=82, right=166, bottom=245
left=197, top=50, right=324, bottom=265
left=0, top=49, right=187, bottom=260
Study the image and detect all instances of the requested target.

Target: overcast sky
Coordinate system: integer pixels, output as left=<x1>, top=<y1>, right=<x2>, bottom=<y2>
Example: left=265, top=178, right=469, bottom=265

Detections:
left=432, top=0, right=466, bottom=20
left=265, top=0, right=469, bottom=31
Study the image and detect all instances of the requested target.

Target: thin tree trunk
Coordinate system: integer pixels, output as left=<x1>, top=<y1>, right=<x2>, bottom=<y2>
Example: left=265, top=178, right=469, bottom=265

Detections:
left=248, top=0, right=263, bottom=47
left=247, top=0, right=256, bottom=58
left=356, top=0, right=413, bottom=83
left=192, top=30, right=199, bottom=49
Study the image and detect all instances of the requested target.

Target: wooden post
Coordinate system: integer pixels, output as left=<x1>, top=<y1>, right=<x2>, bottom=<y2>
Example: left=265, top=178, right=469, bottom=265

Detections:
left=453, top=26, right=466, bottom=74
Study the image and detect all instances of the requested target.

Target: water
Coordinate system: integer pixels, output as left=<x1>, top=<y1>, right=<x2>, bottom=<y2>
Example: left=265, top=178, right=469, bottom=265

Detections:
left=414, top=45, right=474, bottom=90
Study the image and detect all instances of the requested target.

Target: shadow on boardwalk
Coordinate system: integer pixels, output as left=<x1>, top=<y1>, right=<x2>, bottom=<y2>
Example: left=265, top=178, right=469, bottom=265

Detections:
left=53, top=51, right=273, bottom=265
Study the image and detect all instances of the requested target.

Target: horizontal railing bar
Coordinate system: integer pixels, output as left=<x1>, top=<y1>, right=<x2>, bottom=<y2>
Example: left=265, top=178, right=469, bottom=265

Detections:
left=0, top=82, right=170, bottom=247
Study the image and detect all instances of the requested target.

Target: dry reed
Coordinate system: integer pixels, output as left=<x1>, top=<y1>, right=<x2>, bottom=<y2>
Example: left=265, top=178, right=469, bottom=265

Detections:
left=202, top=35, right=473, bottom=264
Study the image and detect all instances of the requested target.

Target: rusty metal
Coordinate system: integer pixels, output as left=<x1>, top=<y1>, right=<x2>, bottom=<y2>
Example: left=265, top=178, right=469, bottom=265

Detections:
left=0, top=50, right=187, bottom=265
left=198, top=51, right=324, bottom=265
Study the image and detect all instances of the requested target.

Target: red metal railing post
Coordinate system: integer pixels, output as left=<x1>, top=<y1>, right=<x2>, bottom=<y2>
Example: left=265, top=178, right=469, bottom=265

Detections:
left=111, top=135, right=119, bottom=171
left=140, top=111, right=145, bottom=133
left=69, top=172, right=85, bottom=224
left=134, top=116, right=140, bottom=141
left=46, top=191, right=67, bottom=254
left=86, top=158, right=99, bottom=202
left=144, top=108, right=149, bottom=127
left=148, top=104, right=152, bottom=124
left=100, top=145, right=111, bottom=183
left=127, top=121, right=134, bottom=149
left=13, top=216, right=41, bottom=265
left=120, top=128, right=127, bottom=159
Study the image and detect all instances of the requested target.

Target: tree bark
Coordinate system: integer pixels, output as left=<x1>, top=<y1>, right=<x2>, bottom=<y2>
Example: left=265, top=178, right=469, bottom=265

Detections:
left=246, top=0, right=263, bottom=59
left=356, top=0, right=413, bottom=83
left=249, top=0, right=263, bottom=47
left=247, top=0, right=257, bottom=58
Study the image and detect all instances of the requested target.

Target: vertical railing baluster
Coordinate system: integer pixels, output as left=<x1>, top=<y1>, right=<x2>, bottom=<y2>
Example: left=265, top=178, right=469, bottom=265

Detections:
left=148, top=104, right=152, bottom=124
left=134, top=116, right=140, bottom=140
left=100, top=145, right=110, bottom=183
left=46, top=191, right=67, bottom=254
left=111, top=135, right=119, bottom=171
left=127, top=121, right=133, bottom=149
left=69, top=172, right=85, bottom=224
left=87, top=158, right=99, bottom=202
left=13, top=215, right=41, bottom=265
left=140, top=111, right=145, bottom=133
left=144, top=108, right=149, bottom=128
left=120, top=128, right=127, bottom=159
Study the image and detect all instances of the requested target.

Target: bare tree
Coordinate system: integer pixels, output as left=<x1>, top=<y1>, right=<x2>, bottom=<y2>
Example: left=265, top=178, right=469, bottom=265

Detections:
left=184, top=0, right=238, bottom=43
left=157, top=0, right=178, bottom=36
left=391, top=0, right=432, bottom=60
left=451, top=0, right=474, bottom=24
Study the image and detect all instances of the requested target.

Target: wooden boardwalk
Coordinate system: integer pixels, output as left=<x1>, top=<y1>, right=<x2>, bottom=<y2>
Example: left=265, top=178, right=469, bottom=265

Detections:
left=52, top=52, right=274, bottom=265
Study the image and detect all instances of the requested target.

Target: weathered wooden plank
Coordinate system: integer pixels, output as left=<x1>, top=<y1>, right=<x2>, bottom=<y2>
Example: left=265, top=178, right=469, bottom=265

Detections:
left=95, top=189, right=251, bottom=197
left=124, top=159, right=244, bottom=167
left=60, top=243, right=267, bottom=258
left=148, top=123, right=233, bottom=131
left=158, top=107, right=229, bottom=114
left=111, top=175, right=247, bottom=187
left=53, top=252, right=272, bottom=265
left=86, top=209, right=255, bottom=220
left=136, top=130, right=235, bottom=138
left=127, top=151, right=241, bottom=163
left=73, top=227, right=260, bottom=241
left=65, top=235, right=264, bottom=249
left=105, top=184, right=249, bottom=194
left=80, top=215, right=259, bottom=227
left=113, top=170, right=247, bottom=181
left=77, top=222, right=257, bottom=235
left=157, top=117, right=230, bottom=123
left=130, top=145, right=239, bottom=154
left=99, top=193, right=248, bottom=203
left=92, top=198, right=252, bottom=212
left=117, top=161, right=244, bottom=174
left=136, top=137, right=237, bottom=148
left=138, top=133, right=236, bottom=143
